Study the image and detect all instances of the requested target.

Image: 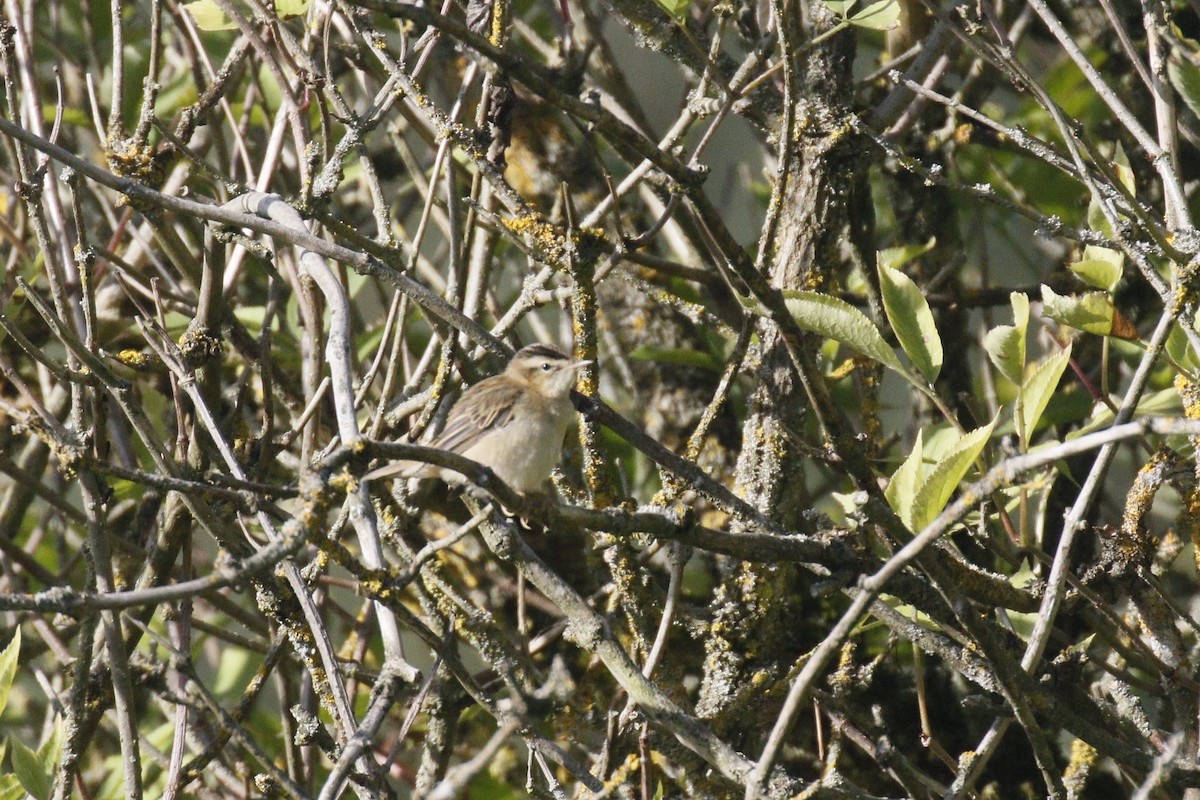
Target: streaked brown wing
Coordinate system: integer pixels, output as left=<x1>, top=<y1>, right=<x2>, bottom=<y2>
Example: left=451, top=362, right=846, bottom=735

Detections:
left=429, top=375, right=519, bottom=454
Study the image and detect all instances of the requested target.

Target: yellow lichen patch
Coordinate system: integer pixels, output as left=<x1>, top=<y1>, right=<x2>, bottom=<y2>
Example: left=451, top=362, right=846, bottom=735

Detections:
left=826, top=641, right=857, bottom=694
left=1063, top=738, right=1098, bottom=790
left=601, top=752, right=640, bottom=792
left=178, top=327, right=223, bottom=366
left=311, top=546, right=330, bottom=573
left=106, top=139, right=174, bottom=196
left=1176, top=373, right=1200, bottom=420
left=502, top=214, right=606, bottom=268
left=50, top=439, right=83, bottom=479
left=504, top=214, right=568, bottom=262
left=747, top=668, right=772, bottom=690
left=359, top=577, right=385, bottom=601
left=828, top=357, right=857, bottom=381
left=1187, top=491, right=1200, bottom=575
left=114, top=348, right=156, bottom=370
left=327, top=469, right=354, bottom=493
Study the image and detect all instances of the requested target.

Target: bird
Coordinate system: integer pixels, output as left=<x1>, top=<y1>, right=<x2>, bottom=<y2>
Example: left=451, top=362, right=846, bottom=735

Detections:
left=366, top=343, right=591, bottom=493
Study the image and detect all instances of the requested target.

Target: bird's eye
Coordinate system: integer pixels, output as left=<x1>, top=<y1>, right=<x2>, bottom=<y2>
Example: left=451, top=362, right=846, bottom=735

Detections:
left=541, top=362, right=552, bottom=371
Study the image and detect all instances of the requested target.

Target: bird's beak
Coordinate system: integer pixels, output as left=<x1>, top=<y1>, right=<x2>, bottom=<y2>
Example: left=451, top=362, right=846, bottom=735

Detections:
left=571, top=359, right=592, bottom=371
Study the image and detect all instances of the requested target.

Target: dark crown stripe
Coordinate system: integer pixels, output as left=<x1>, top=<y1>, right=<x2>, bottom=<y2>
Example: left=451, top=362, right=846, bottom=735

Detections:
left=515, top=343, right=568, bottom=360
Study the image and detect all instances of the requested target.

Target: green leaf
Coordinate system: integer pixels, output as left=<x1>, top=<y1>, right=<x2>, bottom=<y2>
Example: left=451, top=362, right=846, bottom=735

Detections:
left=849, top=0, right=900, bottom=30
left=40, top=105, right=91, bottom=130
left=183, top=0, right=237, bottom=30
left=1169, top=46, right=1200, bottom=121
left=878, top=238, right=936, bottom=271
left=183, top=0, right=306, bottom=28
left=1042, top=285, right=1115, bottom=335
left=1085, top=191, right=1114, bottom=240
left=910, top=416, right=997, bottom=532
left=1069, top=387, right=1182, bottom=439
left=629, top=346, right=721, bottom=372
left=983, top=292, right=1029, bottom=384
left=1112, top=143, right=1135, bottom=196
left=655, top=0, right=691, bottom=21
left=921, top=425, right=963, bottom=463
left=37, top=717, right=63, bottom=774
left=154, top=71, right=200, bottom=120
left=1011, top=290, right=1030, bottom=331
left=880, top=594, right=939, bottom=629
left=0, top=627, right=19, bottom=718
left=11, top=736, right=50, bottom=800
left=0, top=772, right=22, bottom=800
left=1166, top=322, right=1197, bottom=371
left=1019, top=346, right=1072, bottom=442
left=879, top=264, right=943, bottom=382
left=1067, top=250, right=1122, bottom=292
left=782, top=290, right=904, bottom=373
left=1083, top=243, right=1123, bottom=269
left=824, top=0, right=858, bottom=15
left=1004, top=609, right=1039, bottom=642
left=886, top=430, right=925, bottom=530
left=275, top=0, right=310, bottom=17
left=213, top=647, right=256, bottom=697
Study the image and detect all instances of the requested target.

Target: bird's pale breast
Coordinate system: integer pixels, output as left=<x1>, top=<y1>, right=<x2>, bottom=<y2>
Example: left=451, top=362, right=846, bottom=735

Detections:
left=460, top=395, right=574, bottom=491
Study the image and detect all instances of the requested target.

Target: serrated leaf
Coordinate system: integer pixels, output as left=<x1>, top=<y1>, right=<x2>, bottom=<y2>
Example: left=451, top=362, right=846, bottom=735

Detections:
left=921, top=426, right=962, bottom=463
left=782, top=290, right=904, bottom=373
left=911, top=416, right=997, bottom=532
left=0, top=773, right=22, bottom=800
left=1042, top=285, right=1115, bottom=335
left=11, top=736, right=50, bottom=800
left=849, top=0, right=900, bottom=30
left=886, top=430, right=924, bottom=530
left=0, top=627, right=18, bottom=718
left=879, top=264, right=942, bottom=382
left=1068, top=252, right=1121, bottom=292
left=655, top=0, right=691, bottom=21
left=1019, top=346, right=1072, bottom=442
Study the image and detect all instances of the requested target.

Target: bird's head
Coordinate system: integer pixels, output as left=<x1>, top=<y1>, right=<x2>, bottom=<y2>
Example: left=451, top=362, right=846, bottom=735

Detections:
left=506, top=343, right=591, bottom=400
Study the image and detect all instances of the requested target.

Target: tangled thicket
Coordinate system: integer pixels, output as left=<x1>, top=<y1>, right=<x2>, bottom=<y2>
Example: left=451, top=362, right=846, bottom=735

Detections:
left=4, top=0, right=1200, bottom=798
